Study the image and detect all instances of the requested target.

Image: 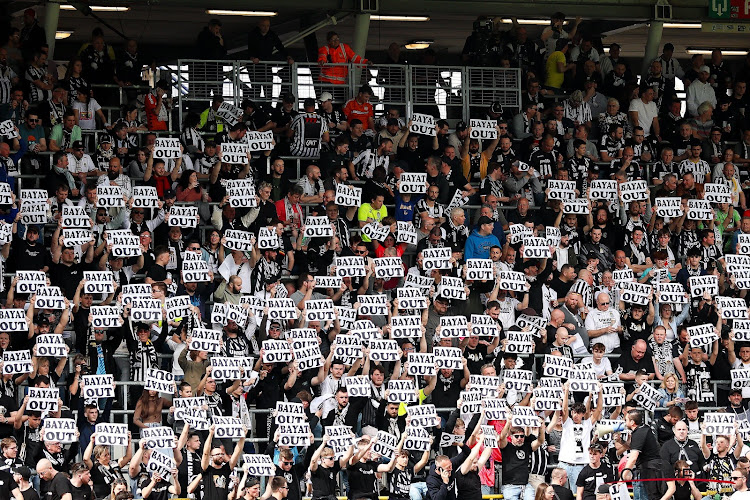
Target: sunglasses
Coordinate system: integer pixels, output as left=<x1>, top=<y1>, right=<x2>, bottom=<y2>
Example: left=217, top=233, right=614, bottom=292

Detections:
left=513, top=434, right=525, bottom=438
left=282, top=461, right=293, bottom=465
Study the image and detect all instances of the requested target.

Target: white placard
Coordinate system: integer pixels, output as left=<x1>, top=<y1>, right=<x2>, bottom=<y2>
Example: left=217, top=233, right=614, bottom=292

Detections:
left=267, top=298, right=298, bottom=321
left=496, top=271, right=528, bottom=292
left=95, top=423, right=128, bottom=446
left=61, top=205, right=91, bottom=228
left=189, top=328, right=222, bottom=353
left=439, top=315, right=468, bottom=338
left=334, top=256, right=367, bottom=278
left=305, top=299, right=335, bottom=323
left=240, top=454, right=277, bottom=476
left=434, top=346, right=463, bottom=370
left=0, top=120, right=19, bottom=139
left=409, top=113, right=435, bottom=135
left=386, top=379, right=417, bottom=403
left=225, top=229, right=256, bottom=251
left=83, top=271, right=115, bottom=295
left=144, top=368, right=175, bottom=394
left=511, top=405, right=540, bottom=428
left=466, top=259, right=493, bottom=281
left=688, top=323, right=717, bottom=349
left=96, top=186, right=124, bottom=208
left=687, top=199, right=712, bottom=220
left=42, top=418, right=77, bottom=443
left=82, top=374, right=115, bottom=400
left=262, top=340, right=292, bottom=364
left=655, top=197, right=683, bottom=218
left=131, top=186, right=160, bottom=208
left=469, top=119, right=497, bottom=140
left=0, top=309, right=29, bottom=332
left=167, top=206, right=198, bottom=228
left=141, top=426, right=177, bottom=450
left=406, top=404, right=438, bottom=428
left=369, top=339, right=399, bottom=363
left=358, top=295, right=388, bottom=316
left=468, top=374, right=500, bottom=398
left=303, top=216, right=334, bottom=239
left=226, top=179, right=258, bottom=208
left=703, top=412, right=736, bottom=435
left=399, top=173, right=427, bottom=195
left=246, top=131, right=274, bottom=152
left=716, top=296, right=748, bottom=320
left=146, top=449, right=175, bottom=478
left=589, top=180, right=619, bottom=200
left=153, top=138, right=181, bottom=160
left=335, top=184, right=362, bottom=207
left=407, top=352, right=435, bottom=376
left=563, top=198, right=590, bottom=215
left=704, top=183, right=732, bottom=204
left=543, top=355, right=573, bottom=378
left=547, top=180, right=576, bottom=200
left=345, top=376, right=371, bottom=398
left=362, top=222, right=390, bottom=242
left=689, top=275, right=719, bottom=298
left=36, top=334, right=67, bottom=358
left=504, top=369, right=534, bottom=393
left=27, top=387, right=59, bottom=412
left=2, top=350, right=31, bottom=375
left=216, top=101, right=243, bottom=126
left=619, top=180, right=648, bottom=203
left=619, top=281, right=652, bottom=305
left=470, top=314, right=500, bottom=337
left=656, top=282, right=687, bottom=304
left=522, top=237, right=551, bottom=259
left=422, top=246, right=452, bottom=270
left=436, top=276, right=466, bottom=301
left=130, top=298, right=163, bottom=323
left=182, top=259, right=211, bottom=283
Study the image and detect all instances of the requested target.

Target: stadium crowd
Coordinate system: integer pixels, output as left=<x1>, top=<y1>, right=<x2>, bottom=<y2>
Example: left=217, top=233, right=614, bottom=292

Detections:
left=2, top=8, right=750, bottom=500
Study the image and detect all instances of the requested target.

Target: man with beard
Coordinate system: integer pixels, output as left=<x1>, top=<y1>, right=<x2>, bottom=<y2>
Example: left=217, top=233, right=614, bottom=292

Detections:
left=201, top=425, right=246, bottom=500
left=96, top=157, right=132, bottom=199
left=460, top=126, right=501, bottom=182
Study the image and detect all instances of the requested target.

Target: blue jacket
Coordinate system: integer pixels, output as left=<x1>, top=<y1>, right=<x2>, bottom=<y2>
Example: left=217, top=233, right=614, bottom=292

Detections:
left=464, top=229, right=501, bottom=260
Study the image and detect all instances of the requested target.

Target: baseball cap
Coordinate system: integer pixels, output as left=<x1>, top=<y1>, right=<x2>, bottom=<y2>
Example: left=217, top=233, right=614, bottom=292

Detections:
left=490, top=101, right=503, bottom=115
left=586, top=252, right=599, bottom=261
left=664, top=43, right=675, bottom=52
left=455, top=121, right=468, bottom=132
left=610, top=42, right=621, bottom=49
left=386, top=118, right=400, bottom=127
left=699, top=65, right=711, bottom=73
left=477, top=215, right=494, bottom=226
left=99, top=134, right=112, bottom=145
left=282, top=93, right=296, bottom=104
left=596, top=485, right=611, bottom=495
left=72, top=140, right=84, bottom=150
left=319, top=92, right=333, bottom=102
left=36, top=316, right=50, bottom=326
left=590, top=165, right=601, bottom=173
left=163, top=189, right=177, bottom=199
left=12, top=466, right=31, bottom=481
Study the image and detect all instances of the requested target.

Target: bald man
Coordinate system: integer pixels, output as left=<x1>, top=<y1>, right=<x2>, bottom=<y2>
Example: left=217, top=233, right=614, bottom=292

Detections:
left=616, top=339, right=655, bottom=391
left=36, top=458, right=72, bottom=500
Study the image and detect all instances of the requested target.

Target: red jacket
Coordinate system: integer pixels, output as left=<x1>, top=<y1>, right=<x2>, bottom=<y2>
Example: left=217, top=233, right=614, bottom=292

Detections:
left=317, top=43, right=367, bottom=85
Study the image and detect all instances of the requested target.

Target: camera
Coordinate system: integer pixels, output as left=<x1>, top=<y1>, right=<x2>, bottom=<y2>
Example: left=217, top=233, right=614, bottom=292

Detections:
left=677, top=469, right=694, bottom=478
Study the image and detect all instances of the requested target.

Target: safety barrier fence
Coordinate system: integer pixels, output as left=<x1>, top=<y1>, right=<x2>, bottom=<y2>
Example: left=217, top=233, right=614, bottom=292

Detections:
left=175, top=60, right=521, bottom=129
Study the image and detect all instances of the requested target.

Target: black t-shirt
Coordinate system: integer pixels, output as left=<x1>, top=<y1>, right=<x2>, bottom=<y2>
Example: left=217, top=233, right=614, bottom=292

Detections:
left=146, top=264, right=168, bottom=283
left=43, top=473, right=72, bottom=500
left=552, top=484, right=575, bottom=500
left=629, top=425, right=661, bottom=464
left=348, top=460, right=379, bottom=500
left=177, top=450, right=201, bottom=499
left=576, top=463, right=615, bottom=500
left=310, top=463, right=340, bottom=498
left=388, top=466, right=413, bottom=499
left=454, top=469, right=482, bottom=500
left=276, top=464, right=301, bottom=500
left=0, top=396, right=18, bottom=439
left=615, top=353, right=655, bottom=392
left=90, top=461, right=125, bottom=499
left=0, top=470, right=18, bottom=500
left=431, top=375, right=463, bottom=409
left=500, top=441, right=532, bottom=485
left=202, top=463, right=231, bottom=500
left=70, top=483, right=93, bottom=500
left=673, top=481, right=693, bottom=500
left=49, top=261, right=87, bottom=299
left=20, top=487, right=40, bottom=500
left=144, top=479, right=171, bottom=500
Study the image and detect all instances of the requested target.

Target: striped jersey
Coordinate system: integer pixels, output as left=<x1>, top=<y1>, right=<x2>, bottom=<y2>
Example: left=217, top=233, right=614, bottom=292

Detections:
left=25, top=65, right=51, bottom=102
left=289, top=112, right=328, bottom=157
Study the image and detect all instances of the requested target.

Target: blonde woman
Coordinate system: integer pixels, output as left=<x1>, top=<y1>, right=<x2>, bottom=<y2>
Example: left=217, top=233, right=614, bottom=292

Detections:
left=658, top=372, right=686, bottom=414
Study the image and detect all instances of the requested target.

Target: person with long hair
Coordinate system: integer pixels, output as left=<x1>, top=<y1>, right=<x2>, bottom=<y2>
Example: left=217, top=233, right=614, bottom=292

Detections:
left=72, top=85, right=106, bottom=131
left=83, top=433, right=133, bottom=500
left=203, top=229, right=225, bottom=272
left=133, top=389, right=169, bottom=429
left=534, top=483, right=555, bottom=500
left=64, top=57, right=88, bottom=106
left=658, top=372, right=686, bottom=411
left=176, top=169, right=208, bottom=202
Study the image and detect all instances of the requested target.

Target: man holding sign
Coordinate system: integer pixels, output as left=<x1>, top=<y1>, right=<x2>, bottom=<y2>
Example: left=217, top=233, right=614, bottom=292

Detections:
left=201, top=424, right=247, bottom=500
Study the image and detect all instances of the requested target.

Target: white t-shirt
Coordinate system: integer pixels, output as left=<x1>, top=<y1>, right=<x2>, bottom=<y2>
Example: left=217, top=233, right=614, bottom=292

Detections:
left=66, top=153, right=97, bottom=174
left=584, top=308, right=621, bottom=353
left=581, top=356, right=613, bottom=379
left=558, top=417, right=593, bottom=464
left=628, top=98, right=659, bottom=136
left=72, top=98, right=102, bottom=130
left=497, top=296, right=520, bottom=331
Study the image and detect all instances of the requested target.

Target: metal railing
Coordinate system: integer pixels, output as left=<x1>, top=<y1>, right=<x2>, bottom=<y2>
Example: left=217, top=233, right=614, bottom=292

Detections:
left=176, top=60, right=522, bottom=129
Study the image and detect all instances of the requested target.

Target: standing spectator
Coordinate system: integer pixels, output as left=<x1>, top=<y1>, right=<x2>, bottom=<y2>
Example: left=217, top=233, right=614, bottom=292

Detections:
left=18, top=9, right=46, bottom=62
left=247, top=17, right=293, bottom=102
left=289, top=98, right=329, bottom=158
left=343, top=85, right=375, bottom=131
left=195, top=19, right=226, bottom=99
left=25, top=51, right=53, bottom=104
left=317, top=31, right=368, bottom=102
left=628, top=86, right=660, bottom=139
left=686, top=66, right=717, bottom=118
left=144, top=79, right=170, bottom=131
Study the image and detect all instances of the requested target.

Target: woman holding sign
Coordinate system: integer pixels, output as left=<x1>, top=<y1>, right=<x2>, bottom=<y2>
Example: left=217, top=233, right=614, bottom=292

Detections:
left=83, top=432, right=133, bottom=500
